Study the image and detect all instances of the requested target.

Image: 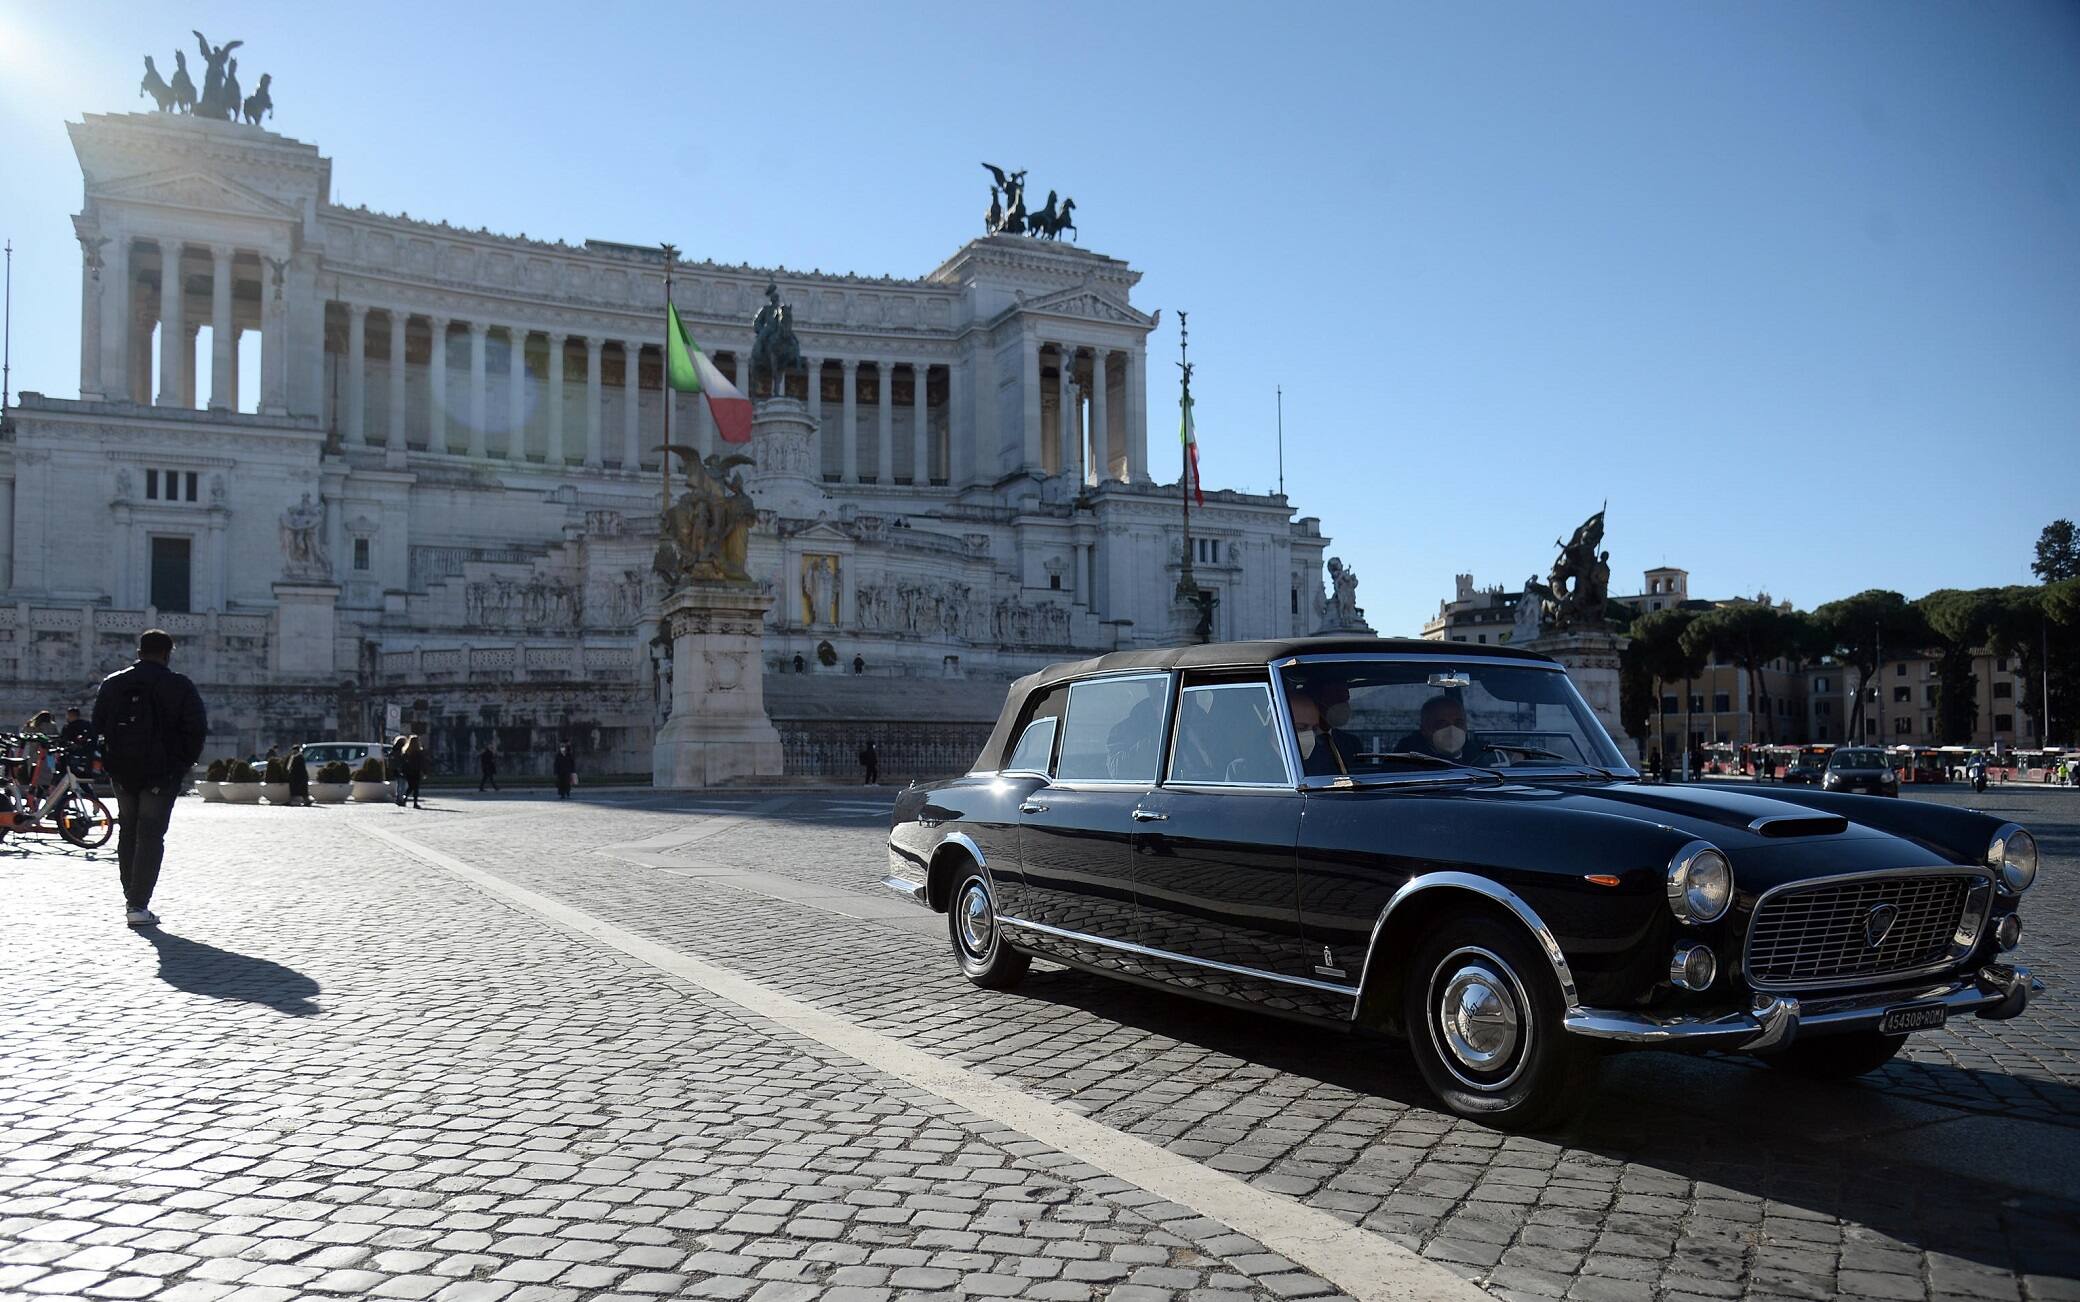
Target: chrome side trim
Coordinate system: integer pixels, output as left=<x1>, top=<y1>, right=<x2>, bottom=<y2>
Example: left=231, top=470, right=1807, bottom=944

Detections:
left=997, top=914, right=1358, bottom=997
left=1741, top=865, right=1995, bottom=992
left=1356, top=872, right=1579, bottom=1011
left=879, top=874, right=930, bottom=908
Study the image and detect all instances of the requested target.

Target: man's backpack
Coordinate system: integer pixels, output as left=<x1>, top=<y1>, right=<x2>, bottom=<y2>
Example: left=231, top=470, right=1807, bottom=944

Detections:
left=102, top=673, right=169, bottom=780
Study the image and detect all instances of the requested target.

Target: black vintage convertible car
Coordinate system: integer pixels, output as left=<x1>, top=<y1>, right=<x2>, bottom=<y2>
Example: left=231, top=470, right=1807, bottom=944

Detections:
left=885, top=638, right=2039, bottom=1127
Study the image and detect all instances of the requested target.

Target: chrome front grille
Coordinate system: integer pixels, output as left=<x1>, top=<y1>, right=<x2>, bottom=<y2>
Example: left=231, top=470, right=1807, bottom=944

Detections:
left=1745, top=873, right=1982, bottom=990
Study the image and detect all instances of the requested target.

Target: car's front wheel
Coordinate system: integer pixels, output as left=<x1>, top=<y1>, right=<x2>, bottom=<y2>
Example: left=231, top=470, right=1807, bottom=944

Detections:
left=1762, top=1031, right=1905, bottom=1079
left=947, top=865, right=1029, bottom=990
left=1403, top=914, right=1592, bottom=1130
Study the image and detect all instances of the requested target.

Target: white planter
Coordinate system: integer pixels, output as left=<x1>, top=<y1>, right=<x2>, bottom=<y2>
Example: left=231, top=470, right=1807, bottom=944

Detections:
left=195, top=781, right=222, bottom=802
left=220, top=782, right=262, bottom=803
left=350, top=780, right=393, bottom=803
left=261, top=782, right=292, bottom=805
left=311, top=782, right=352, bottom=804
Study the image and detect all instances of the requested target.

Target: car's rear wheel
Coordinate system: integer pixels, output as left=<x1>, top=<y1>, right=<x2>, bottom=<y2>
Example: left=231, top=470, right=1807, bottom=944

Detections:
left=948, top=864, right=1029, bottom=990
left=1762, top=1031, right=1906, bottom=1079
left=1403, top=914, right=1592, bottom=1130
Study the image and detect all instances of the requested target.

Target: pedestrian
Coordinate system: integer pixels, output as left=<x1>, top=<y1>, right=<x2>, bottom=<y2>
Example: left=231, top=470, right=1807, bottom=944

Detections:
left=478, top=743, right=499, bottom=792
left=286, top=744, right=312, bottom=807
left=264, top=743, right=280, bottom=765
left=1647, top=749, right=1662, bottom=782
left=21, top=710, right=60, bottom=795
left=402, top=734, right=429, bottom=808
left=553, top=742, right=576, bottom=799
left=859, top=739, right=880, bottom=785
left=58, top=706, right=93, bottom=751
left=91, top=628, right=208, bottom=928
left=386, top=735, right=408, bottom=805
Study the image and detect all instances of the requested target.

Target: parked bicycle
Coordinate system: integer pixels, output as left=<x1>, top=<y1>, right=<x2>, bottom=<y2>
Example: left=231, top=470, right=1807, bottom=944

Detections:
left=1, top=732, right=117, bottom=849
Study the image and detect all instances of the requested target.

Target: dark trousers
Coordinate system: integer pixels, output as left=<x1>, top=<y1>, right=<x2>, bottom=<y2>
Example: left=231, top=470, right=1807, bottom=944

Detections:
left=479, top=768, right=497, bottom=791
left=405, top=771, right=424, bottom=806
left=112, top=776, right=179, bottom=910
left=555, top=775, right=572, bottom=799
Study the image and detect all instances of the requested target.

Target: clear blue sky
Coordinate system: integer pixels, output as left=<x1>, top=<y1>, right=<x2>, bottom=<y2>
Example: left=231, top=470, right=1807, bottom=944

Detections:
left=3, top=1, right=2075, bottom=635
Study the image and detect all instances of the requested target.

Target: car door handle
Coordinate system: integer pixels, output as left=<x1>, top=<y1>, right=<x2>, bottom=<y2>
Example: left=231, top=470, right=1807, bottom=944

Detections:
left=1131, top=808, right=1168, bottom=822
left=1019, top=800, right=1048, bottom=814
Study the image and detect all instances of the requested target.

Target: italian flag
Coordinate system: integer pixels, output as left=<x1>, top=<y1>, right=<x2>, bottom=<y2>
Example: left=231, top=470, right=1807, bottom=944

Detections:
left=1180, top=394, right=1204, bottom=506
left=665, top=303, right=753, bottom=444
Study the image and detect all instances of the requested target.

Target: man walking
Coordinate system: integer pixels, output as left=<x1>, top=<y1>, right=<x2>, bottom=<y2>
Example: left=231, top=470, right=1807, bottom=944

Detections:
left=859, top=739, right=880, bottom=785
left=553, top=742, right=576, bottom=800
left=478, top=743, right=499, bottom=792
left=91, top=629, right=208, bottom=927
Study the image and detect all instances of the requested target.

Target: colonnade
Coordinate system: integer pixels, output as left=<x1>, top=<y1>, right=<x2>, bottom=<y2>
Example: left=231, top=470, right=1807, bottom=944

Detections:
left=1031, top=338, right=1144, bottom=486
left=82, top=238, right=288, bottom=413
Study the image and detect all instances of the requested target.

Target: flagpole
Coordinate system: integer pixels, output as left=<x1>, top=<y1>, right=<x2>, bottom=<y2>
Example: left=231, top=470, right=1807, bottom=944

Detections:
left=660, top=242, right=678, bottom=520
left=1275, top=383, right=1283, bottom=498
left=1176, top=311, right=1194, bottom=604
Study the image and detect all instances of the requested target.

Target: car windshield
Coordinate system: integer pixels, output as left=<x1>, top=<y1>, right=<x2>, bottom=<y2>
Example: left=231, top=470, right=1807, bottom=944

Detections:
left=1276, top=658, right=1630, bottom=780
left=1832, top=750, right=1884, bottom=768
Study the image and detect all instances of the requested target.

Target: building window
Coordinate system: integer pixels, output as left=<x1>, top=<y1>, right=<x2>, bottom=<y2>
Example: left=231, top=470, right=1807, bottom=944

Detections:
left=1864, top=718, right=1877, bottom=736
left=143, top=469, right=199, bottom=502
left=1997, top=658, right=2008, bottom=672
left=353, top=538, right=371, bottom=571
left=1995, top=713, right=2014, bottom=731
left=1689, top=694, right=1704, bottom=713
left=1713, top=693, right=1730, bottom=713
left=1994, top=681, right=2012, bottom=699
left=1049, top=574, right=1061, bottom=590
left=1816, top=701, right=1831, bottom=718
left=149, top=536, right=192, bottom=613
left=1892, top=686, right=1910, bottom=704
left=1814, top=676, right=1829, bottom=693
left=1896, top=662, right=1907, bottom=677
left=1290, top=588, right=1299, bottom=616
left=1895, top=716, right=1913, bottom=736
left=1660, top=694, right=1679, bottom=713
left=1924, top=686, right=1936, bottom=704
left=145, top=468, right=156, bottom=499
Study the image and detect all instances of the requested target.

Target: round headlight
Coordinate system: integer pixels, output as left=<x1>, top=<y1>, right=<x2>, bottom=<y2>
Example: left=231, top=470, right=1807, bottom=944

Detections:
left=1989, top=825, right=2037, bottom=893
left=1666, top=842, right=1733, bottom=924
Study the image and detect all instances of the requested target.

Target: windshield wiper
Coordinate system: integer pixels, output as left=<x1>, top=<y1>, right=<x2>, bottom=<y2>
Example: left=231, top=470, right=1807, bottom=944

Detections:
left=1345, top=751, right=1508, bottom=783
left=1484, top=742, right=1627, bottom=781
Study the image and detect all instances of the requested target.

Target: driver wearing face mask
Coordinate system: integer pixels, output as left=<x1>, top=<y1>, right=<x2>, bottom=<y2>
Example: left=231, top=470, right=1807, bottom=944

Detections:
left=1286, top=680, right=1363, bottom=778
left=1395, top=695, right=1490, bottom=765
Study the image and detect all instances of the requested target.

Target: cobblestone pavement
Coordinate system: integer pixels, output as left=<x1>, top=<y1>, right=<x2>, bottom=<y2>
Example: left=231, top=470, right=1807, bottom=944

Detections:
left=3, top=782, right=2077, bottom=1302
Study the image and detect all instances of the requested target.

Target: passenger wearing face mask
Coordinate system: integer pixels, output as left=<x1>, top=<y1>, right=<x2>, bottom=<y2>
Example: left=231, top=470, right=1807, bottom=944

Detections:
left=1285, top=682, right=1363, bottom=778
left=1395, top=695, right=1492, bottom=766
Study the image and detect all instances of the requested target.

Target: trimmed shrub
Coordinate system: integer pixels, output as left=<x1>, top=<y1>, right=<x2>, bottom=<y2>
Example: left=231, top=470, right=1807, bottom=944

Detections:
left=264, top=757, right=290, bottom=784
left=224, top=760, right=260, bottom=784
left=317, top=761, right=353, bottom=783
left=352, top=757, right=386, bottom=782
left=204, top=758, right=229, bottom=782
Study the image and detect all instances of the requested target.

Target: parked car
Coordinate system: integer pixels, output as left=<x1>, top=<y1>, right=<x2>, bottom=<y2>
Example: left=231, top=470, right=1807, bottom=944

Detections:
left=885, top=638, right=2038, bottom=1128
left=1825, top=747, right=1899, bottom=796
left=300, top=741, right=391, bottom=776
left=1783, top=756, right=1828, bottom=786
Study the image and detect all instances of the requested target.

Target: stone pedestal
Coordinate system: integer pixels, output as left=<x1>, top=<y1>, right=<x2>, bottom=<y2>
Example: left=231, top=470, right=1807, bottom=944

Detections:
left=1520, top=628, right=1639, bottom=764
left=651, top=581, right=785, bottom=788
left=746, top=397, right=830, bottom=521
left=270, top=582, right=339, bottom=675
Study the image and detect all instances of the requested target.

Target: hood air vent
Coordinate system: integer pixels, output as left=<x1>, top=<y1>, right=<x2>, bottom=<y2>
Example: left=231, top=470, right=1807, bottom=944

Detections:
left=1747, top=813, right=1849, bottom=838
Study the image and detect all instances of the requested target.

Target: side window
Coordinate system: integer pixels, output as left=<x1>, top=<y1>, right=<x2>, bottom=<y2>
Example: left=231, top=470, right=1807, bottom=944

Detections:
left=1005, top=717, right=1058, bottom=775
left=1000, top=685, right=1066, bottom=773
left=1170, top=681, right=1290, bottom=785
left=1057, top=675, right=1169, bottom=783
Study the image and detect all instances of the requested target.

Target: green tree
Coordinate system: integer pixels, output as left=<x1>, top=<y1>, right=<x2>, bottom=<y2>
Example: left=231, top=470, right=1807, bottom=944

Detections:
left=1811, top=590, right=1931, bottom=742
left=2033, top=519, right=2079, bottom=583
left=1915, top=588, right=1998, bottom=744
left=1629, top=607, right=1705, bottom=764
left=1682, top=603, right=1802, bottom=744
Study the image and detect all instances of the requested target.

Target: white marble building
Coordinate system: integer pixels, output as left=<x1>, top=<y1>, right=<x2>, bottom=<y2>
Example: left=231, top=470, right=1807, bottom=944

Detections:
left=1, top=108, right=1331, bottom=776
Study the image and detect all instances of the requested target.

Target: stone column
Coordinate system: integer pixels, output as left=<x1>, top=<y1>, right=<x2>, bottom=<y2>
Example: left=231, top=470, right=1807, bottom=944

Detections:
left=507, top=326, right=528, bottom=461
left=78, top=240, right=103, bottom=400
left=99, top=238, right=131, bottom=403
left=344, top=303, right=368, bottom=442
left=803, top=357, right=821, bottom=475
left=157, top=243, right=187, bottom=407
left=840, top=359, right=859, bottom=483
left=1090, top=347, right=1110, bottom=483
left=911, top=363, right=930, bottom=484
left=1021, top=332, right=1043, bottom=472
left=545, top=333, right=567, bottom=465
left=386, top=310, right=408, bottom=465
left=1124, top=347, right=1149, bottom=483
left=876, top=361, right=894, bottom=484
left=734, top=351, right=751, bottom=401
left=467, top=321, right=489, bottom=459
left=622, top=343, right=642, bottom=470
left=427, top=317, right=450, bottom=453
left=260, top=258, right=287, bottom=414
left=208, top=246, right=235, bottom=410
left=948, top=358, right=969, bottom=489
left=1057, top=346, right=1079, bottom=482
left=583, top=337, right=604, bottom=468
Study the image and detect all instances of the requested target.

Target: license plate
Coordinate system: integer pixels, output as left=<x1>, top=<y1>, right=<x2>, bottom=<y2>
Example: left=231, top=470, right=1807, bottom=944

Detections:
left=1878, top=1003, right=1948, bottom=1034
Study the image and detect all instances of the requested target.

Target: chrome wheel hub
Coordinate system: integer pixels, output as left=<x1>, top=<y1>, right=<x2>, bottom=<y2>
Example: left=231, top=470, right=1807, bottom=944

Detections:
left=1429, top=947, right=1530, bottom=1090
left=956, top=880, right=994, bottom=958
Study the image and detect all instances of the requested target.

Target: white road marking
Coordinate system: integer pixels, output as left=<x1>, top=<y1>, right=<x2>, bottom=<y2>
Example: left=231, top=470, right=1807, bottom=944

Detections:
left=358, top=822, right=1489, bottom=1302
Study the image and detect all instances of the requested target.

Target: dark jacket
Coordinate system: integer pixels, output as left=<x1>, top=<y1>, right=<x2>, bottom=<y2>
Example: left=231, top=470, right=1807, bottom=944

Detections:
left=288, top=753, right=310, bottom=795
left=553, top=749, right=576, bottom=779
left=479, top=748, right=497, bottom=775
left=90, top=658, right=208, bottom=784
left=59, top=719, right=93, bottom=750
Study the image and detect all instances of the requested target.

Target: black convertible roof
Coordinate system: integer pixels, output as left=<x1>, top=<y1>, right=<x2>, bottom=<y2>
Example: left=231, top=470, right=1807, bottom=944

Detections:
left=971, top=636, right=1558, bottom=773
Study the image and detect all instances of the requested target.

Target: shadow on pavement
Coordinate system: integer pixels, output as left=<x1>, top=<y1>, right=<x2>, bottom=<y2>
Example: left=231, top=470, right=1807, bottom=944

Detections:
left=138, top=929, right=322, bottom=1016
left=1017, top=965, right=2080, bottom=1281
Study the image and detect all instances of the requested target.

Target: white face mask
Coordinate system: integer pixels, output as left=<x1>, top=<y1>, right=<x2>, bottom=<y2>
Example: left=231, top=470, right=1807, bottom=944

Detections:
left=1431, top=725, right=1467, bottom=755
left=1297, top=730, right=1318, bottom=759
left=1324, top=702, right=1353, bottom=729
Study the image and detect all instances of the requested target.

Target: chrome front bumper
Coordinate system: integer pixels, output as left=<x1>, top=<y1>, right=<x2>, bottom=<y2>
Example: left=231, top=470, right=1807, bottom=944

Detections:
left=1564, top=963, right=2033, bottom=1051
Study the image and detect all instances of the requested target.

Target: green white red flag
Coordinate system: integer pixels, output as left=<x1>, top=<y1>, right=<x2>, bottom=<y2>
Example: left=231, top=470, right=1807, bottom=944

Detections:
left=666, top=303, right=753, bottom=444
left=1180, top=394, right=1204, bottom=506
